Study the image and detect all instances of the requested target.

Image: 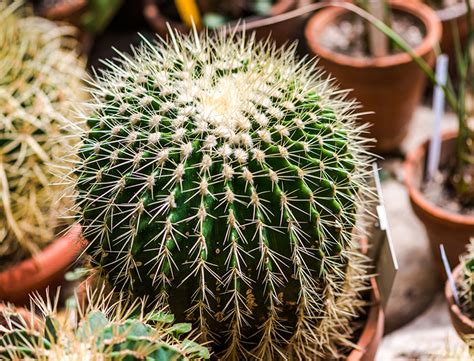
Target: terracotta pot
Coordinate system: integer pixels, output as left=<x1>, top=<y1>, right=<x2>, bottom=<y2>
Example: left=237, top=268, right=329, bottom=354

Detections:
left=445, top=264, right=474, bottom=338
left=347, top=277, right=384, bottom=361
left=305, top=0, right=441, bottom=153
left=405, top=131, right=474, bottom=279
left=0, top=225, right=84, bottom=305
left=143, top=0, right=306, bottom=47
left=436, top=3, right=471, bottom=58
left=414, top=0, right=472, bottom=77
left=36, top=0, right=88, bottom=22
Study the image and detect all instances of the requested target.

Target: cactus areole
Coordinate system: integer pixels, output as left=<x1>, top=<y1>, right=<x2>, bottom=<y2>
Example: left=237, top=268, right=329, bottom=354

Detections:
left=73, top=29, right=373, bottom=359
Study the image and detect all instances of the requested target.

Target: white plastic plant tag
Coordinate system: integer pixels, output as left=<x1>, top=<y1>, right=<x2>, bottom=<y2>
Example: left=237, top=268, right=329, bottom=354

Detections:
left=427, top=54, right=449, bottom=181
left=369, top=163, right=398, bottom=310
left=373, top=162, right=388, bottom=230
left=440, top=244, right=460, bottom=306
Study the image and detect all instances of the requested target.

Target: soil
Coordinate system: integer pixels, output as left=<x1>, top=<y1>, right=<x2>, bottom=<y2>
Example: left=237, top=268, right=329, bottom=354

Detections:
left=319, top=10, right=425, bottom=58
left=422, top=170, right=474, bottom=216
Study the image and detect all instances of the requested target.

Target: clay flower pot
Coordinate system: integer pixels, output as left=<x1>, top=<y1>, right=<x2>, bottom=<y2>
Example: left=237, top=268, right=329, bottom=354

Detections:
left=305, top=0, right=441, bottom=153
left=405, top=131, right=474, bottom=278
left=435, top=2, right=471, bottom=58
left=413, top=0, right=473, bottom=77
left=36, top=0, right=88, bottom=22
left=143, top=0, right=306, bottom=47
left=0, top=224, right=84, bottom=305
left=348, top=277, right=384, bottom=361
left=445, top=264, right=474, bottom=339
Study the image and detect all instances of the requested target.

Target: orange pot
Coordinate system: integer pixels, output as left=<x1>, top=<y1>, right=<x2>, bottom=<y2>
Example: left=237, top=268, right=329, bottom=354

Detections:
left=305, top=0, right=441, bottom=153
left=445, top=264, right=474, bottom=339
left=143, top=0, right=307, bottom=47
left=0, top=224, right=84, bottom=305
left=347, top=277, right=384, bottom=361
left=413, top=0, right=472, bottom=75
left=405, top=131, right=474, bottom=279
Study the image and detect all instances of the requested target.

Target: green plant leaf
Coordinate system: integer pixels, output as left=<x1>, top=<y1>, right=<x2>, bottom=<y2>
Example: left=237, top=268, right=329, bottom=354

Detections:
left=168, top=322, right=192, bottom=336
left=148, top=312, right=174, bottom=324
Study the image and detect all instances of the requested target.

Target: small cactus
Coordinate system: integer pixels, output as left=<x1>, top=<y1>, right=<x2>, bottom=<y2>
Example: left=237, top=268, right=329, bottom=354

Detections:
left=459, top=239, right=474, bottom=320
left=0, top=286, right=210, bottom=360
left=68, top=28, right=374, bottom=359
left=0, top=1, right=85, bottom=266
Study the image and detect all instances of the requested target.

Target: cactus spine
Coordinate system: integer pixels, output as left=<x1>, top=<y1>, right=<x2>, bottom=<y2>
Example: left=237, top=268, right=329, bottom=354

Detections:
left=0, top=1, right=85, bottom=266
left=69, top=29, right=374, bottom=359
left=0, top=286, right=210, bottom=360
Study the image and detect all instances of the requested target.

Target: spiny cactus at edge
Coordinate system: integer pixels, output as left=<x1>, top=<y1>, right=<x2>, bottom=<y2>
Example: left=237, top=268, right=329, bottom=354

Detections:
left=67, top=28, right=375, bottom=359
left=0, top=286, right=210, bottom=360
left=459, top=239, right=474, bottom=320
left=0, top=0, right=85, bottom=266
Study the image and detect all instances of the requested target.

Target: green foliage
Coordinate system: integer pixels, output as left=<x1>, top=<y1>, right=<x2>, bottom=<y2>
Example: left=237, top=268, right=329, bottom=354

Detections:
left=0, top=287, right=210, bottom=360
left=0, top=0, right=85, bottom=267
left=81, top=0, right=123, bottom=34
left=459, top=239, right=474, bottom=319
left=68, top=28, right=374, bottom=359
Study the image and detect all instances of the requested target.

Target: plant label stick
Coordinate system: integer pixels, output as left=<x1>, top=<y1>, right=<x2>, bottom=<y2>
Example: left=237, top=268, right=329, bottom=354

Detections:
left=440, top=244, right=461, bottom=307
left=367, top=0, right=388, bottom=57
left=370, top=163, right=398, bottom=311
left=427, top=54, right=449, bottom=182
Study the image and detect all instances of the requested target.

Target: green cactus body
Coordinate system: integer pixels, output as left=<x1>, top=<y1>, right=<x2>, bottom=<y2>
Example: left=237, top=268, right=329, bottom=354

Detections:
left=0, top=1, right=85, bottom=266
left=0, top=287, right=210, bottom=360
left=72, top=29, right=373, bottom=359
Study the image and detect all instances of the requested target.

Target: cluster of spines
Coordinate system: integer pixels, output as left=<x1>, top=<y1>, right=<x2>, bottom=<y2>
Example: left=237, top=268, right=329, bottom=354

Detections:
left=66, top=28, right=375, bottom=359
left=0, top=285, right=210, bottom=360
left=0, top=1, right=85, bottom=263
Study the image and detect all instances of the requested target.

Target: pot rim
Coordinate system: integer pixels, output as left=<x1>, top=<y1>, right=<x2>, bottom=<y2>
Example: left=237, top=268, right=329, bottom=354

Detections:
left=404, top=130, right=474, bottom=226
left=444, top=264, right=474, bottom=331
left=305, top=0, right=442, bottom=68
left=0, top=224, right=84, bottom=302
left=347, top=277, right=384, bottom=361
left=38, top=0, right=87, bottom=20
left=436, top=2, right=469, bottom=22
left=143, top=0, right=297, bottom=33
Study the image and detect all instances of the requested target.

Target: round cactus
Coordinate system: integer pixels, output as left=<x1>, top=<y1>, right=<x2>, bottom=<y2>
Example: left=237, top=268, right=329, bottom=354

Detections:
left=0, top=286, right=210, bottom=360
left=0, top=1, right=85, bottom=266
left=70, top=29, right=374, bottom=359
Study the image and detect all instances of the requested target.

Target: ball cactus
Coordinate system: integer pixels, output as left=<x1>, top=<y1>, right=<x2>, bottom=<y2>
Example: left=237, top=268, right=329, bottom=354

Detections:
left=69, top=29, right=374, bottom=359
left=459, top=239, right=474, bottom=320
left=0, top=1, right=85, bottom=266
left=0, top=286, right=210, bottom=360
